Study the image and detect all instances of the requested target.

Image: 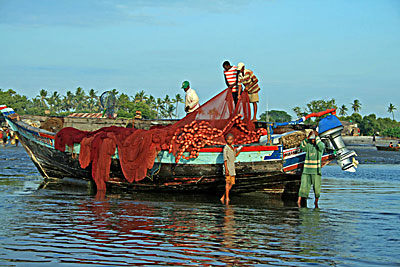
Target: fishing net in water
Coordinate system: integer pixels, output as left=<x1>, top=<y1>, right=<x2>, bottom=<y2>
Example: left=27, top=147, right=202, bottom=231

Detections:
left=55, top=88, right=266, bottom=191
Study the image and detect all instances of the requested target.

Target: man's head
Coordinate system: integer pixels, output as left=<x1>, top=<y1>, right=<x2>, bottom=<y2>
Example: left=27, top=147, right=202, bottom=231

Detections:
left=308, top=131, right=316, bottom=144
left=223, top=61, right=231, bottom=71
left=225, top=133, right=234, bottom=145
left=237, top=62, right=245, bottom=74
left=181, top=81, right=190, bottom=92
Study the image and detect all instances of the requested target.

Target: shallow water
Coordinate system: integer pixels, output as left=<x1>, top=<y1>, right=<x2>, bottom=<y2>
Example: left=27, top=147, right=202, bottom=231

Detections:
left=0, top=146, right=399, bottom=266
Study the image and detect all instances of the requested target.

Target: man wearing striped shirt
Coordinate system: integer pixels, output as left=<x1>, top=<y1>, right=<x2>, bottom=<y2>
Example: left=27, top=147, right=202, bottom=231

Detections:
left=297, top=131, right=325, bottom=208
left=223, top=61, right=241, bottom=105
left=237, top=62, right=260, bottom=121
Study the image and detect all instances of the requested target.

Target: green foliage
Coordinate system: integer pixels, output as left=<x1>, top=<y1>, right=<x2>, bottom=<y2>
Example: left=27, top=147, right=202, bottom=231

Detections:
left=339, top=104, right=348, bottom=116
left=382, top=127, right=400, bottom=138
left=259, top=110, right=292, bottom=122
left=342, top=113, right=400, bottom=137
left=343, top=113, right=363, bottom=124
left=351, top=99, right=362, bottom=113
left=293, top=98, right=337, bottom=124
left=0, top=87, right=184, bottom=120
left=359, top=114, right=379, bottom=136
left=293, top=99, right=337, bottom=116
left=293, top=98, right=399, bottom=138
left=0, top=89, right=30, bottom=115
left=387, top=103, right=396, bottom=120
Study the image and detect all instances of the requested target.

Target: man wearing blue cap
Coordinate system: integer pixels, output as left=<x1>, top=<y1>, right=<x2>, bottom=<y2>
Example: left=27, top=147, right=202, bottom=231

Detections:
left=182, top=81, right=200, bottom=114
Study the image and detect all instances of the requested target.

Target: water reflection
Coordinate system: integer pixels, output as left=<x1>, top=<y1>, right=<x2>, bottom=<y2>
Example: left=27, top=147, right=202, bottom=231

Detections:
left=1, top=147, right=400, bottom=266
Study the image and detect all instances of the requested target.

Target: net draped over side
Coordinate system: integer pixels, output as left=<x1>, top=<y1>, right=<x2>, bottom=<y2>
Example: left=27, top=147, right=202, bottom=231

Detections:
left=55, top=89, right=264, bottom=191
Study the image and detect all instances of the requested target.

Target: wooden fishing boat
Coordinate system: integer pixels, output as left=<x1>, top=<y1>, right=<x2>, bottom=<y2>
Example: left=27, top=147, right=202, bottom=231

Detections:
left=376, top=145, right=400, bottom=151
left=1, top=105, right=356, bottom=197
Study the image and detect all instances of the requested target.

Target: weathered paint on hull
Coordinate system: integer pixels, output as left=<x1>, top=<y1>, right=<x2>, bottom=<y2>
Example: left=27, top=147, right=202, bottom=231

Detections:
left=8, top=117, right=334, bottom=195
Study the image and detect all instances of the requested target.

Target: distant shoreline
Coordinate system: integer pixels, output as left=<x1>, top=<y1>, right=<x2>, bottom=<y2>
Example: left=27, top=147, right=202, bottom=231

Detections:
left=343, top=136, right=399, bottom=146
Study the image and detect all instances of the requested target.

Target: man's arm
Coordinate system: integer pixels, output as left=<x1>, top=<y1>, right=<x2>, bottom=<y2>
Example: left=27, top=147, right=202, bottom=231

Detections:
left=224, top=75, right=231, bottom=88
left=315, top=136, right=325, bottom=152
left=300, top=139, right=308, bottom=152
left=236, top=71, right=242, bottom=96
left=224, top=160, right=229, bottom=176
left=248, top=75, right=259, bottom=89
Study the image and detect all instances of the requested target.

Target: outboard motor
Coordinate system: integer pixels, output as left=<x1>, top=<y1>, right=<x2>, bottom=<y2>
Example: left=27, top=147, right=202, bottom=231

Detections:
left=318, top=115, right=358, bottom=172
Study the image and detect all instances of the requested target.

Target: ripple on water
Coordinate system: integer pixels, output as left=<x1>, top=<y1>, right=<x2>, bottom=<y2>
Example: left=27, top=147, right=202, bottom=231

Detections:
left=0, top=147, right=399, bottom=266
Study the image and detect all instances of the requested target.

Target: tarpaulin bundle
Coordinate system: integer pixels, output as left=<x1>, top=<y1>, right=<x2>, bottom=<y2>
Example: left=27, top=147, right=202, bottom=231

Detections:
left=55, top=88, right=263, bottom=191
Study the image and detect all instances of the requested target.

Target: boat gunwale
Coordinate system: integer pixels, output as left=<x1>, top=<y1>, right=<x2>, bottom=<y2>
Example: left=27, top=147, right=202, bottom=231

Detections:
left=9, top=117, right=280, bottom=153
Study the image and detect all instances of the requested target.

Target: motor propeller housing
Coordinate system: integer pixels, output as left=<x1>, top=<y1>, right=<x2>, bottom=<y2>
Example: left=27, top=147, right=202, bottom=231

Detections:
left=318, top=115, right=358, bottom=172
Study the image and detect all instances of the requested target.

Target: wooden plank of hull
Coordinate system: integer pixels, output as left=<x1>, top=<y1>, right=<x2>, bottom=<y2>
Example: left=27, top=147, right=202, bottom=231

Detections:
left=17, top=131, right=294, bottom=193
left=376, top=146, right=400, bottom=151
left=10, top=117, right=333, bottom=196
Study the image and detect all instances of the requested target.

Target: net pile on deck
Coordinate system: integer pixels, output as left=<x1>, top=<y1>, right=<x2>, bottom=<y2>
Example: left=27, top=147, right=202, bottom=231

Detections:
left=55, top=89, right=264, bottom=191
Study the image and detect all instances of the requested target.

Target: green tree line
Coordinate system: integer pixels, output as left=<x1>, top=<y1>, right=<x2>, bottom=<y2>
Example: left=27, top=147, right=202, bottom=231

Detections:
left=1, top=88, right=399, bottom=138
left=0, top=87, right=184, bottom=120
left=292, top=98, right=400, bottom=138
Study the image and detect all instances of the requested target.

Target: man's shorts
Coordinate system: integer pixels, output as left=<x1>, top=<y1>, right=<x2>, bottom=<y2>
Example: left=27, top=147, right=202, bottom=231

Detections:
left=248, top=92, right=259, bottom=103
left=225, top=175, right=235, bottom=185
left=232, top=91, right=238, bottom=105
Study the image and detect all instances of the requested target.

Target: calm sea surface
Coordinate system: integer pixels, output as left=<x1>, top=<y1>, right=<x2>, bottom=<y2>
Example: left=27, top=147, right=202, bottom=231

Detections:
left=0, top=146, right=399, bottom=266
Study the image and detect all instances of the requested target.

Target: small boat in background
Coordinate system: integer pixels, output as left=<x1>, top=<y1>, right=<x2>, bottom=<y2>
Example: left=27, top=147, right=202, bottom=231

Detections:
left=376, top=145, right=400, bottom=152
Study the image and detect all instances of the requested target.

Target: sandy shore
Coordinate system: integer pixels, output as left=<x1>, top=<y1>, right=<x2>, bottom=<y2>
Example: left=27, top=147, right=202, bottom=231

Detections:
left=343, top=136, right=399, bottom=146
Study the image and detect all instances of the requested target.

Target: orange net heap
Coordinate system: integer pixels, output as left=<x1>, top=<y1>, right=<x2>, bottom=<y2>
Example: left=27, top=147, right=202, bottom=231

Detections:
left=55, top=89, right=265, bottom=191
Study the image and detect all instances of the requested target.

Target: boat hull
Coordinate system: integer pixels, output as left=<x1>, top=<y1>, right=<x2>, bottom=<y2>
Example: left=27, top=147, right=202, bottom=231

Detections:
left=7, top=116, right=335, bottom=196
left=376, top=145, right=400, bottom=151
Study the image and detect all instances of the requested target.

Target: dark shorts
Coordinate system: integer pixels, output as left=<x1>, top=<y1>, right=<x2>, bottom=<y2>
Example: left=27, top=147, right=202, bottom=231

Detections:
left=232, top=91, right=238, bottom=105
left=2, top=137, right=7, bottom=143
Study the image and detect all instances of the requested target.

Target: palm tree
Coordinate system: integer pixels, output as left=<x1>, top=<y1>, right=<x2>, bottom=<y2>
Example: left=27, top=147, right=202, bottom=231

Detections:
left=162, top=95, right=171, bottom=118
left=38, top=89, right=48, bottom=108
left=156, top=98, right=163, bottom=119
left=146, top=95, right=156, bottom=110
left=46, top=91, right=61, bottom=113
left=118, top=93, right=131, bottom=113
left=339, top=104, right=348, bottom=116
left=74, top=87, right=87, bottom=111
left=292, top=107, right=302, bottom=118
left=134, top=90, right=147, bottom=103
left=165, top=104, right=175, bottom=119
left=62, top=91, right=74, bottom=112
left=173, top=93, right=184, bottom=118
left=351, top=99, right=362, bottom=113
left=387, top=103, right=396, bottom=120
left=110, top=89, right=119, bottom=97
left=88, top=89, right=98, bottom=112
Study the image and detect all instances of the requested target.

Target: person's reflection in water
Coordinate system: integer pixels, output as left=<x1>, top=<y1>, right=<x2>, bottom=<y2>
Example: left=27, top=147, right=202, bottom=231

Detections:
left=219, top=205, right=240, bottom=266
left=297, top=207, right=337, bottom=266
left=95, top=190, right=106, bottom=201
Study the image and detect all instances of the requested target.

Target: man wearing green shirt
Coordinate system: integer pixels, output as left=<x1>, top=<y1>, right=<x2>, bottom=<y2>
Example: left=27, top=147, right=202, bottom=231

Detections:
left=297, top=130, right=325, bottom=208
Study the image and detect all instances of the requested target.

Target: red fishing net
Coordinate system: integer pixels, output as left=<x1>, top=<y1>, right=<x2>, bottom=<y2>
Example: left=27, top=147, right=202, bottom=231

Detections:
left=55, top=88, right=265, bottom=191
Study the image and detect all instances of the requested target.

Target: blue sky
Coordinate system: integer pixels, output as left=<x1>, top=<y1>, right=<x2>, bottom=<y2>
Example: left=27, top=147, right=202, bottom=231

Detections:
left=1, top=0, right=399, bottom=118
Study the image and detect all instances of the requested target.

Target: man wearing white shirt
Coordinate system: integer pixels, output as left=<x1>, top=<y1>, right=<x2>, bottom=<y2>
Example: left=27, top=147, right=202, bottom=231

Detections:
left=181, top=81, right=200, bottom=114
